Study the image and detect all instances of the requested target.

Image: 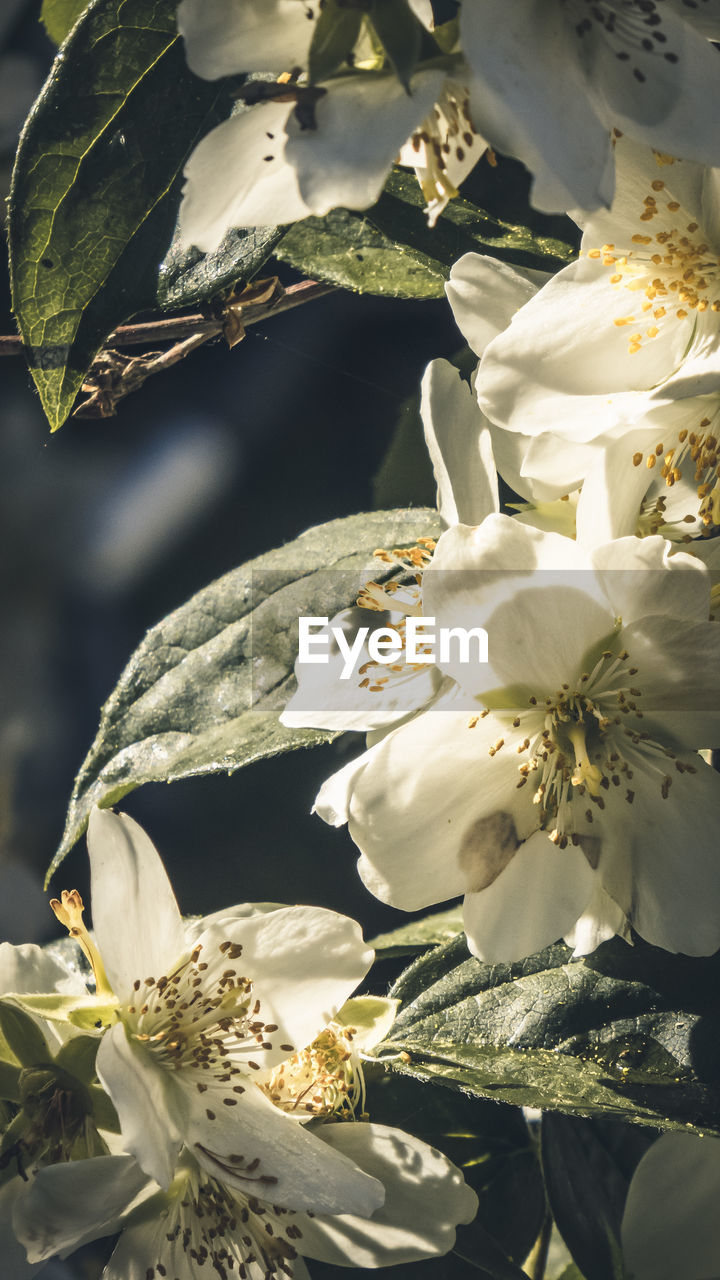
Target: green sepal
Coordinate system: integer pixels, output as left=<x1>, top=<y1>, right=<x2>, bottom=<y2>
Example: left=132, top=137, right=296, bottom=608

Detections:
left=368, top=0, right=423, bottom=90
left=0, top=1060, right=22, bottom=1104
left=88, top=1083, right=121, bottom=1133
left=309, top=0, right=363, bottom=81
left=0, top=1001, right=53, bottom=1068
left=11, top=993, right=117, bottom=1031
left=55, top=1034, right=100, bottom=1083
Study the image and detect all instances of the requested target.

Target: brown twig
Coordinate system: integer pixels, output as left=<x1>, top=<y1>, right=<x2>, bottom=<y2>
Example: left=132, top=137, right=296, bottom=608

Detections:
left=0, top=279, right=335, bottom=359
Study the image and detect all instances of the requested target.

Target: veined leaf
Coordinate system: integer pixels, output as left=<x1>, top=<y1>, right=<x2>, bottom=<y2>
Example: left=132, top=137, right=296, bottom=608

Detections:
left=375, top=934, right=720, bottom=1136
left=10, top=0, right=228, bottom=430
left=275, top=166, right=576, bottom=298
left=51, top=507, right=442, bottom=881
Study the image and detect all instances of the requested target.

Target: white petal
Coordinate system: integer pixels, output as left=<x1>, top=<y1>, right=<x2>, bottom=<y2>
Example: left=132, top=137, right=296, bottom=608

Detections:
left=289, top=69, right=447, bottom=215
left=622, top=1132, right=720, bottom=1280
left=313, top=746, right=382, bottom=828
left=0, top=942, right=80, bottom=996
left=446, top=253, right=545, bottom=356
left=575, top=431, right=659, bottom=545
left=461, top=0, right=614, bottom=212
left=295, top=1121, right=478, bottom=1266
left=420, top=359, right=499, bottom=526
left=0, top=1178, right=45, bottom=1278
left=281, top=607, right=441, bottom=733
left=178, top=0, right=320, bottom=78
left=87, top=808, right=186, bottom=1000
left=194, top=904, right=373, bottom=1063
left=346, top=702, right=540, bottom=911
left=599, top=752, right=720, bottom=955
left=423, top=520, right=611, bottom=699
left=13, top=1155, right=151, bottom=1263
left=183, top=1077, right=385, bottom=1215
left=592, top=534, right=710, bottom=624
left=563, top=881, right=629, bottom=957
left=96, top=1022, right=182, bottom=1190
left=584, top=8, right=720, bottom=171
left=464, top=831, right=596, bottom=963
left=179, top=103, right=308, bottom=252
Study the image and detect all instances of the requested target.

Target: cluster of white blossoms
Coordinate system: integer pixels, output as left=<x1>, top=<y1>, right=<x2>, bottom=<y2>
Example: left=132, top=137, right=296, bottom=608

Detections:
left=0, top=809, right=477, bottom=1279
left=175, top=0, right=720, bottom=246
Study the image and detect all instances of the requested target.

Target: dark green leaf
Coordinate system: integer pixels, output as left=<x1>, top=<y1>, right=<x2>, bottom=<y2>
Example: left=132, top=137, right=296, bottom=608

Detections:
left=275, top=205, right=449, bottom=299
left=50, top=507, right=442, bottom=881
left=0, top=1061, right=22, bottom=1104
left=556, top=1267, right=587, bottom=1280
left=10, top=0, right=228, bottom=431
left=40, top=0, right=88, bottom=43
left=542, top=1117, right=654, bottom=1280
left=308, top=0, right=363, bottom=82
left=157, top=223, right=284, bottom=312
left=369, top=0, right=422, bottom=90
left=274, top=167, right=575, bottom=299
left=374, top=934, right=720, bottom=1136
left=54, top=1034, right=99, bottom=1083
left=369, top=903, right=464, bottom=958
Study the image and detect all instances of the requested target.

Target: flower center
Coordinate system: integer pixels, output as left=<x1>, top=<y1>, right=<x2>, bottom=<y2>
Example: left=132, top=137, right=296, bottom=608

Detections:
left=630, top=404, right=720, bottom=532
left=262, top=1023, right=365, bottom=1121
left=154, top=1166, right=302, bottom=1279
left=489, top=645, right=682, bottom=845
left=587, top=155, right=720, bottom=355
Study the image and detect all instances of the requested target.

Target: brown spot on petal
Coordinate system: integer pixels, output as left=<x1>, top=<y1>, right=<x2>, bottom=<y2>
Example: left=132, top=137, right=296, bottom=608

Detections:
left=457, top=811, right=519, bottom=892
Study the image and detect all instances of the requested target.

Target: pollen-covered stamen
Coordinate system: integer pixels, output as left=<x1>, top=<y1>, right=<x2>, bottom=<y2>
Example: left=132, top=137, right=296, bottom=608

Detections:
left=631, top=408, right=720, bottom=530
left=398, top=82, right=487, bottom=227
left=261, top=1023, right=365, bottom=1121
left=121, top=939, right=287, bottom=1116
left=154, top=1166, right=302, bottom=1280
left=496, top=649, right=660, bottom=842
left=49, top=889, right=113, bottom=998
left=355, top=539, right=437, bottom=689
left=587, top=158, right=720, bottom=355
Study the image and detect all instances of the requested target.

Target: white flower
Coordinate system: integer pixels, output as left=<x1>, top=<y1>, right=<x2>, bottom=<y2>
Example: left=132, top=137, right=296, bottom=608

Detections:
left=312, top=516, right=720, bottom=962
left=621, top=1131, right=720, bottom=1280
left=176, top=0, right=488, bottom=245
left=49, top=807, right=388, bottom=1217
left=281, top=356, right=498, bottom=734
left=459, top=0, right=720, bottom=213
left=14, top=999, right=477, bottom=1279
left=474, top=136, right=720, bottom=539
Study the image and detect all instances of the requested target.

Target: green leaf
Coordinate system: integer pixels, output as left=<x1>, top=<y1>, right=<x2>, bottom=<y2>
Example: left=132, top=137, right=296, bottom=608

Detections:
left=369, top=903, right=464, bottom=958
left=374, top=934, right=720, bottom=1136
left=542, top=1117, right=652, bottom=1280
left=51, top=507, right=442, bottom=881
left=40, top=0, right=88, bottom=43
left=274, top=166, right=576, bottom=299
left=360, top=1071, right=543, bottom=1278
left=157, top=223, right=284, bottom=312
left=10, top=0, right=228, bottom=431
left=275, top=205, right=449, bottom=299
